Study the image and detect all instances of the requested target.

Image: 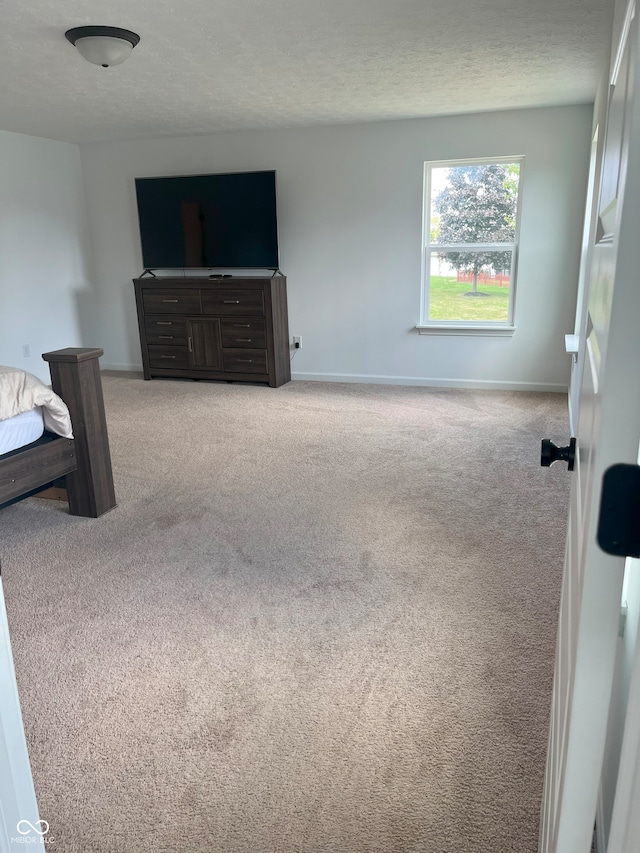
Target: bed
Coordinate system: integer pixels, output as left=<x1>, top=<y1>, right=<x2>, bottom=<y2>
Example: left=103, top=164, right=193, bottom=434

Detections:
left=0, top=348, right=116, bottom=518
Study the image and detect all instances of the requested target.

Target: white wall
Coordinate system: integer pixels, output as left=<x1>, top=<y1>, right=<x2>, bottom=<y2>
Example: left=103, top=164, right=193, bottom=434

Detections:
left=79, top=105, right=592, bottom=389
left=0, top=130, right=93, bottom=383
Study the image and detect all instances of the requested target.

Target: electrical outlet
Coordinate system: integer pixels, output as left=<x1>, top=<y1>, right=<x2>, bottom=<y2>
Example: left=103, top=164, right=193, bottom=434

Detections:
left=22, top=344, right=31, bottom=357
left=293, top=336, right=302, bottom=349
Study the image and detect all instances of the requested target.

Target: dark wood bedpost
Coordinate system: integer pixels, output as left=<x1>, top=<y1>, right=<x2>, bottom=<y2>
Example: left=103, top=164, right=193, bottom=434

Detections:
left=42, top=348, right=116, bottom=518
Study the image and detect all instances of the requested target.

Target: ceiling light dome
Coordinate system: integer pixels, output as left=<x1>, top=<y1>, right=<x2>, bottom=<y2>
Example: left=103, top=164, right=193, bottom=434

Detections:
left=65, top=26, right=140, bottom=68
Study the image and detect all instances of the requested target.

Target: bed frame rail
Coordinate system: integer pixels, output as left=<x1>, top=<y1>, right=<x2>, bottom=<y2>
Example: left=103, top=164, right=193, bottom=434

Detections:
left=0, top=438, right=77, bottom=506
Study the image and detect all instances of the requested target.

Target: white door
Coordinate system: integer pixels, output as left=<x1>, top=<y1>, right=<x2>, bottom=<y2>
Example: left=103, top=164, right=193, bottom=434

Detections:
left=605, top=540, right=640, bottom=853
left=539, top=0, right=640, bottom=851
left=0, top=575, right=43, bottom=853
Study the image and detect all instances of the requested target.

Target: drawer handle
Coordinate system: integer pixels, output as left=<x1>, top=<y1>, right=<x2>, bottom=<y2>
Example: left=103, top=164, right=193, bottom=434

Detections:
left=156, top=321, right=172, bottom=326
left=162, top=299, right=179, bottom=303
left=159, top=355, right=176, bottom=359
left=236, top=338, right=252, bottom=342
left=158, top=335, right=174, bottom=340
left=223, top=300, right=241, bottom=304
left=236, top=358, right=253, bottom=363
left=234, top=324, right=251, bottom=328
left=188, top=336, right=193, bottom=353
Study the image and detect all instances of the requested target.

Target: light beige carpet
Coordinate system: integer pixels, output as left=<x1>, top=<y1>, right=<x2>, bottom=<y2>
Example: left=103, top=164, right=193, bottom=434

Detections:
left=1, top=376, right=570, bottom=853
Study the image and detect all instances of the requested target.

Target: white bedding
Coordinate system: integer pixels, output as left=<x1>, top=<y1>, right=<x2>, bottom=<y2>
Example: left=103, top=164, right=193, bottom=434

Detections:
left=0, top=366, right=73, bottom=439
left=0, top=407, right=45, bottom=455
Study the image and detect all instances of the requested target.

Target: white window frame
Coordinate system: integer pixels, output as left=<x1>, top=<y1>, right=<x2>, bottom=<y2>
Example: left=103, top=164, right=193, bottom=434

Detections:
left=417, top=156, right=524, bottom=335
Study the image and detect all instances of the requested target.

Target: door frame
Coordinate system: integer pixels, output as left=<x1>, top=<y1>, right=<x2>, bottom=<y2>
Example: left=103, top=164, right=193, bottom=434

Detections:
left=606, top=587, right=640, bottom=851
left=540, top=0, right=640, bottom=849
left=0, top=575, right=42, bottom=853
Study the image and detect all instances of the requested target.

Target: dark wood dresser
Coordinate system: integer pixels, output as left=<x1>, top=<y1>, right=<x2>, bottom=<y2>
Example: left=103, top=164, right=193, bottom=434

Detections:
left=133, top=276, right=290, bottom=387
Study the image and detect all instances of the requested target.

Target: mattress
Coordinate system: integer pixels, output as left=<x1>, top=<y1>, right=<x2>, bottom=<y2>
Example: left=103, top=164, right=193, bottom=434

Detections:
left=0, top=365, right=73, bottom=438
left=0, top=406, right=45, bottom=455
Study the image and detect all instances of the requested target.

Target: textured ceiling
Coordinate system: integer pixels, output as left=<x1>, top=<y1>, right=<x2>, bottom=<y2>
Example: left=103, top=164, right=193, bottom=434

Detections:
left=0, top=0, right=614, bottom=144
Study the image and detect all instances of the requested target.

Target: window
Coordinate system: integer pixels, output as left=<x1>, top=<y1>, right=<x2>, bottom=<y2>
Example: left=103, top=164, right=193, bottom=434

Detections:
left=419, top=157, right=523, bottom=332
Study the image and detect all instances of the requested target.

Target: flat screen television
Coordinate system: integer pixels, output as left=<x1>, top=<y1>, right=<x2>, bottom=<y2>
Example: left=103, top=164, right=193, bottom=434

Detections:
left=134, top=170, right=279, bottom=269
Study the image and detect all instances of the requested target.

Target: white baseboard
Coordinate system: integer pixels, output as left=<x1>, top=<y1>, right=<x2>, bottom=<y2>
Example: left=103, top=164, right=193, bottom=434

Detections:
left=291, top=371, right=568, bottom=392
left=100, top=362, right=143, bottom=373
left=101, top=364, right=567, bottom=393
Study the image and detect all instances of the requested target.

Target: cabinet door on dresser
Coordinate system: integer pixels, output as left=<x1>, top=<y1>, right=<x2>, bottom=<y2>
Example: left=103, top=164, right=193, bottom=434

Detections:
left=187, top=318, right=223, bottom=370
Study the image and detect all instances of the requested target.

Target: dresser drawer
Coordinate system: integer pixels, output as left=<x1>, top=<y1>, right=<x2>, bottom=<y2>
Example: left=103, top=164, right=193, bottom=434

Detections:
left=145, top=317, right=188, bottom=346
left=202, top=289, right=264, bottom=316
left=145, top=317, right=188, bottom=335
left=222, top=348, right=268, bottom=373
left=142, top=289, right=201, bottom=314
left=221, top=319, right=266, bottom=348
left=148, top=345, right=190, bottom=369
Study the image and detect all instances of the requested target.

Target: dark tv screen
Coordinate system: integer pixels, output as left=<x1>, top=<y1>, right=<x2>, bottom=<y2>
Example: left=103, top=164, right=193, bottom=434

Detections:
left=135, top=170, right=279, bottom=269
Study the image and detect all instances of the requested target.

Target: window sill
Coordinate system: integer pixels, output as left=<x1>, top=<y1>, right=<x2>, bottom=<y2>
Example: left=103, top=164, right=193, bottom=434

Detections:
left=415, top=324, right=515, bottom=337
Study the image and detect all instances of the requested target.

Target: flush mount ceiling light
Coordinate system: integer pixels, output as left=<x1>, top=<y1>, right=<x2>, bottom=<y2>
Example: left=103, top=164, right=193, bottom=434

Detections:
left=65, top=26, right=140, bottom=68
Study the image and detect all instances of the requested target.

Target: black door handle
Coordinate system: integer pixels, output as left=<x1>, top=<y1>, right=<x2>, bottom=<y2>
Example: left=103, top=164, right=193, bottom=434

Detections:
left=541, top=437, right=576, bottom=471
